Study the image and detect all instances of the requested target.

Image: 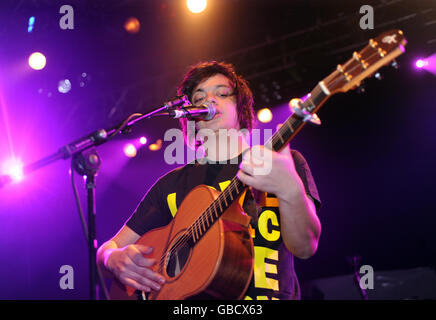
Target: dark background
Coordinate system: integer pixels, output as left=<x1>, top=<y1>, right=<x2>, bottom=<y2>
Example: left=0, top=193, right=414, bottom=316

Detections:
left=0, top=0, right=435, bottom=299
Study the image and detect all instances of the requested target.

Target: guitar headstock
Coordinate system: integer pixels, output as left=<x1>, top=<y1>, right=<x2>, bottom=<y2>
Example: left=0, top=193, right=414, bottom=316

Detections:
left=323, top=29, right=407, bottom=94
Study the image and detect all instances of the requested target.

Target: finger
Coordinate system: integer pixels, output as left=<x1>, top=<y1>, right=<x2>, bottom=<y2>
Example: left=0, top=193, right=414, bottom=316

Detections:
left=135, top=244, right=153, bottom=255
left=127, top=246, right=156, bottom=267
left=250, top=147, right=272, bottom=167
left=127, top=261, right=165, bottom=285
left=123, top=267, right=163, bottom=292
left=121, top=275, right=152, bottom=293
left=237, top=169, right=260, bottom=190
left=279, top=143, right=291, bottom=155
left=239, top=161, right=254, bottom=176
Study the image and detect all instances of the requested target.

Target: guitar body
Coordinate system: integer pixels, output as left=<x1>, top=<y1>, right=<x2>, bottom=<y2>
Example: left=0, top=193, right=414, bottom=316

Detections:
left=110, top=185, right=254, bottom=300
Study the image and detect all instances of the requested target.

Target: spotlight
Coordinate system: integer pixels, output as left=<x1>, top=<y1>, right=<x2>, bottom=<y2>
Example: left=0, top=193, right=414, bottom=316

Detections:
left=58, top=79, right=72, bottom=93
left=139, top=137, right=147, bottom=145
left=124, top=17, right=141, bottom=34
left=257, top=108, right=273, bottom=123
left=28, top=52, right=46, bottom=70
left=187, top=0, right=207, bottom=14
left=123, top=143, right=137, bottom=158
left=415, top=59, right=428, bottom=69
left=149, top=139, right=162, bottom=151
left=1, top=158, right=24, bottom=183
left=28, top=16, right=35, bottom=33
left=288, top=98, right=301, bottom=111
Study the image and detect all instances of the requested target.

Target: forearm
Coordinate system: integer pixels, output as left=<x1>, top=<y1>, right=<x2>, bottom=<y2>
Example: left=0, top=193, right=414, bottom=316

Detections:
left=277, top=186, right=321, bottom=259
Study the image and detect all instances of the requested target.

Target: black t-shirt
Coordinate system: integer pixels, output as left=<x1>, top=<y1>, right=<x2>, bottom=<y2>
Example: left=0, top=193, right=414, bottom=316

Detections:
left=126, top=149, right=321, bottom=300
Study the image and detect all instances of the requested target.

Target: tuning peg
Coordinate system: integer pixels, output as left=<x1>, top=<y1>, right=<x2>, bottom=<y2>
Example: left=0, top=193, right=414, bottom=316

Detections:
left=374, top=72, right=382, bottom=80
left=391, top=60, right=399, bottom=69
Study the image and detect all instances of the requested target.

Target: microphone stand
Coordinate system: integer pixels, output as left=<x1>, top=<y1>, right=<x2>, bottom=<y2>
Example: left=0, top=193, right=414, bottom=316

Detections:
left=0, top=95, right=189, bottom=299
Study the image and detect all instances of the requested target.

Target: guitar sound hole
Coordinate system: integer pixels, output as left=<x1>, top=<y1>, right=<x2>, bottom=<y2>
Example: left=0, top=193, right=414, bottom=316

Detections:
left=165, top=241, right=191, bottom=278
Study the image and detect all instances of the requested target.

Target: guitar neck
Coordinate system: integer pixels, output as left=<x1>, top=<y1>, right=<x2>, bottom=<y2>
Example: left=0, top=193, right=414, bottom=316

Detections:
left=184, top=29, right=407, bottom=247
left=266, top=82, right=329, bottom=152
left=187, top=82, right=331, bottom=245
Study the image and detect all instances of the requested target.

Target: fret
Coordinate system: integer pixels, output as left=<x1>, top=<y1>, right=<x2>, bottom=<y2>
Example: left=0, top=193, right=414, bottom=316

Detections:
left=285, top=119, right=294, bottom=133
left=205, top=212, right=211, bottom=227
left=190, top=227, right=196, bottom=243
left=200, top=216, right=206, bottom=233
left=207, top=209, right=214, bottom=225
left=192, top=223, right=198, bottom=243
left=212, top=201, right=219, bottom=218
left=234, top=181, right=239, bottom=194
left=276, top=130, right=285, bottom=144
left=222, top=193, right=228, bottom=207
left=217, top=196, right=223, bottom=212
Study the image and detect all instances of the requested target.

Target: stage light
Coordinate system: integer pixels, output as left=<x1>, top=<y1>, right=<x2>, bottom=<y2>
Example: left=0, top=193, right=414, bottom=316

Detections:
left=187, top=0, right=207, bottom=14
left=149, top=139, right=162, bottom=151
left=28, top=16, right=35, bottom=33
left=123, top=143, right=137, bottom=158
left=288, top=98, right=301, bottom=111
left=415, top=58, right=428, bottom=69
left=257, top=108, right=273, bottom=123
left=1, top=158, right=24, bottom=183
left=139, top=137, right=147, bottom=145
left=124, top=17, right=140, bottom=34
left=28, top=52, right=46, bottom=70
left=58, top=79, right=72, bottom=93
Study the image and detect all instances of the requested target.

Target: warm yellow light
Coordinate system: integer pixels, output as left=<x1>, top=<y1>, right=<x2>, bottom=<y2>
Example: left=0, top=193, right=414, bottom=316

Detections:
left=124, top=143, right=137, bottom=158
left=149, top=139, right=162, bottom=151
left=124, top=17, right=140, bottom=34
left=187, top=0, right=207, bottom=14
left=28, top=52, right=46, bottom=70
left=288, top=98, right=301, bottom=111
left=257, top=108, right=273, bottom=123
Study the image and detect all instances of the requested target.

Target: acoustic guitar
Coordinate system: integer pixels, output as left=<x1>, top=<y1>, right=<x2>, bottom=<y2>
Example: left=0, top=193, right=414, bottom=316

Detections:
left=110, top=29, right=407, bottom=300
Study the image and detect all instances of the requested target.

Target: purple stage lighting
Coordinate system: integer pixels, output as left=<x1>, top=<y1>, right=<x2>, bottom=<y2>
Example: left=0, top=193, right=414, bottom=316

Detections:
left=1, top=158, right=24, bottom=183
left=415, top=59, right=428, bottom=69
left=139, top=136, right=147, bottom=145
left=123, top=143, right=137, bottom=158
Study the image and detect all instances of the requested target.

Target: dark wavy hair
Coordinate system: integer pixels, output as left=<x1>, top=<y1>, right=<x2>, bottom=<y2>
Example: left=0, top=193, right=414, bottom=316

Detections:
left=176, top=61, right=255, bottom=145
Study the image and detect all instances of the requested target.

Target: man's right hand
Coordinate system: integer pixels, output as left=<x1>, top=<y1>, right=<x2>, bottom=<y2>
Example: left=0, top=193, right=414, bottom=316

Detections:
left=104, top=244, right=166, bottom=293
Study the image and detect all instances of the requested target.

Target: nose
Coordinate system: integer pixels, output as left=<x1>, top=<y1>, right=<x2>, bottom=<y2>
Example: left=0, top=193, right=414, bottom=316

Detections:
left=205, top=92, right=218, bottom=105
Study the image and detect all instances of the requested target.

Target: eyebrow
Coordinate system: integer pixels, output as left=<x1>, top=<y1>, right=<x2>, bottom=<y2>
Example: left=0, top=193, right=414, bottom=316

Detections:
left=192, top=84, right=232, bottom=94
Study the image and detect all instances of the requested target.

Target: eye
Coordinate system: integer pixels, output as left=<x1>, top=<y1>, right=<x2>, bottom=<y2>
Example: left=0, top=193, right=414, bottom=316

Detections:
left=216, top=88, right=232, bottom=98
left=192, top=93, right=205, bottom=105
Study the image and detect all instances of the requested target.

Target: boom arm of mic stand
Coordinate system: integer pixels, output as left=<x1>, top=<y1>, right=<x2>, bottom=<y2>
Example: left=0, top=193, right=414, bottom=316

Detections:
left=0, top=102, right=180, bottom=188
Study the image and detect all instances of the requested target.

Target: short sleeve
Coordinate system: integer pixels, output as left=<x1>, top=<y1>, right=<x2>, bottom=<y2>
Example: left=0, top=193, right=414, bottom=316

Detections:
left=125, top=178, right=172, bottom=236
left=291, top=149, right=321, bottom=212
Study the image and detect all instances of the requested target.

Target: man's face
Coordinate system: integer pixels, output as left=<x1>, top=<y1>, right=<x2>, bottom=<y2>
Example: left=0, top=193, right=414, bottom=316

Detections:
left=191, top=74, right=239, bottom=133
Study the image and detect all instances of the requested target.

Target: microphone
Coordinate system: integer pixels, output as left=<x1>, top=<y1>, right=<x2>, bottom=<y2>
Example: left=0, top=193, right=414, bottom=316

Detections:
left=169, top=104, right=216, bottom=120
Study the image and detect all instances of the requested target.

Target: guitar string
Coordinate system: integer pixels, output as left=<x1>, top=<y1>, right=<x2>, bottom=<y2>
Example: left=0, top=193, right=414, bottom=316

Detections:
left=158, top=178, right=242, bottom=269
left=158, top=179, right=240, bottom=269
left=158, top=45, right=392, bottom=270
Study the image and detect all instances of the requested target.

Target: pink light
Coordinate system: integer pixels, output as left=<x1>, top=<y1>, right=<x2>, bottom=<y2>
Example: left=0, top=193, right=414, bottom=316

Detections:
left=2, top=158, right=24, bottom=183
left=139, top=136, right=147, bottom=145
left=415, top=59, right=428, bottom=69
left=123, top=143, right=137, bottom=158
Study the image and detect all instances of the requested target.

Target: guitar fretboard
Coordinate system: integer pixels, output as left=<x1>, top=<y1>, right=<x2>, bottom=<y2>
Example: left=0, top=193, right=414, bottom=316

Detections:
left=186, top=83, right=329, bottom=245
